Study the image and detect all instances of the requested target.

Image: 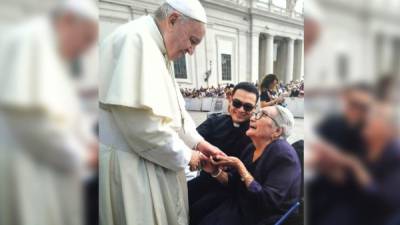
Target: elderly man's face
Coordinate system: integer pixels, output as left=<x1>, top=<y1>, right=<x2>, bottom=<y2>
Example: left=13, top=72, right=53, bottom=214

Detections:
left=246, top=106, right=280, bottom=140
left=304, top=18, right=320, bottom=54
left=229, top=89, right=257, bottom=123
left=164, top=13, right=205, bottom=60
left=57, top=13, right=98, bottom=60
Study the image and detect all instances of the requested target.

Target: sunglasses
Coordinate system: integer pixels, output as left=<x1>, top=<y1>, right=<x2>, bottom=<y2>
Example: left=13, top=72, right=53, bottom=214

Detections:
left=232, top=99, right=255, bottom=112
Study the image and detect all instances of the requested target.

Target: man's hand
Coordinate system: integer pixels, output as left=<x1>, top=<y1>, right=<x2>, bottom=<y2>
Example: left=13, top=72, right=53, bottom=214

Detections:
left=196, top=140, right=226, bottom=158
left=189, top=150, right=207, bottom=171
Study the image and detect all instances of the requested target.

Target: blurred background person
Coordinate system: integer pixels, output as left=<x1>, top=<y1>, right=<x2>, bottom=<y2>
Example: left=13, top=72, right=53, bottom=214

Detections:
left=0, top=1, right=98, bottom=225
left=304, top=1, right=400, bottom=224
left=304, top=3, right=321, bottom=54
left=307, top=83, right=374, bottom=225
left=309, top=101, right=400, bottom=225
left=317, top=84, right=373, bottom=157
left=305, top=0, right=400, bottom=224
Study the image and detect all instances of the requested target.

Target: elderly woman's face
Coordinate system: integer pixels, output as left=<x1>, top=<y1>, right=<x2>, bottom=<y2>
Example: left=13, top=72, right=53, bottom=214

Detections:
left=246, top=106, right=279, bottom=140
left=164, top=13, right=205, bottom=60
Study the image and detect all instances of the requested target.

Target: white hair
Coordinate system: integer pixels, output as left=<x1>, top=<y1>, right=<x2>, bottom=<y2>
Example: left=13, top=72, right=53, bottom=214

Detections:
left=154, top=3, right=191, bottom=23
left=273, top=105, right=295, bottom=139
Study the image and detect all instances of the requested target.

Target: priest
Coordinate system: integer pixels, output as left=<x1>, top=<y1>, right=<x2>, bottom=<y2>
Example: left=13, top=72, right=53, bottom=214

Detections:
left=99, top=1, right=224, bottom=225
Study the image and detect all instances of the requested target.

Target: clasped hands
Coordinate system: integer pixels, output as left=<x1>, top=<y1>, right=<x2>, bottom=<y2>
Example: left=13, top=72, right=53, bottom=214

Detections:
left=189, top=140, right=243, bottom=174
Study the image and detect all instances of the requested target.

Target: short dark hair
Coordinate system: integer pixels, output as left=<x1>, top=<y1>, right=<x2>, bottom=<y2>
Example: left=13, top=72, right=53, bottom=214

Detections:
left=232, top=82, right=259, bottom=103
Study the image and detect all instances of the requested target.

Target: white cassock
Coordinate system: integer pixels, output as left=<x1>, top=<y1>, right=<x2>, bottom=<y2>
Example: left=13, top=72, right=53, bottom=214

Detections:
left=99, top=15, right=204, bottom=225
left=0, top=16, right=94, bottom=225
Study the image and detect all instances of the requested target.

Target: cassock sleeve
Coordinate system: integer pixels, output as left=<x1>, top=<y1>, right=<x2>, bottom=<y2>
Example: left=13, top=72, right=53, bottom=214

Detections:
left=240, top=151, right=300, bottom=212
left=109, top=105, right=193, bottom=172
left=177, top=109, right=204, bottom=149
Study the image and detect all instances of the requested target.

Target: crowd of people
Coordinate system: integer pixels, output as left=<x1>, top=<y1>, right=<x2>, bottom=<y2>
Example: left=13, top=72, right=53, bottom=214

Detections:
left=180, top=79, right=304, bottom=99
left=180, top=85, right=233, bottom=98
left=286, top=80, right=304, bottom=97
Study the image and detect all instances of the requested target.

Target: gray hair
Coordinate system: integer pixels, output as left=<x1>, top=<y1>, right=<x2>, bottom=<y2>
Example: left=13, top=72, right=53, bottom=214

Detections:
left=153, top=3, right=191, bottom=23
left=272, top=105, right=295, bottom=139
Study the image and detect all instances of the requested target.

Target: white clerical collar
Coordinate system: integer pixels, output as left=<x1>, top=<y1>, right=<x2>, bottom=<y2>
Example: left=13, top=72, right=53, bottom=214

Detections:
left=233, top=122, right=240, bottom=128
left=146, top=16, right=167, bottom=54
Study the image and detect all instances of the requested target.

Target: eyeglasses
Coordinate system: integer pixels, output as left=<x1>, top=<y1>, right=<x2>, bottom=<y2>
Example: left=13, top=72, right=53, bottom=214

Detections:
left=251, top=110, right=279, bottom=127
left=232, top=99, right=255, bottom=112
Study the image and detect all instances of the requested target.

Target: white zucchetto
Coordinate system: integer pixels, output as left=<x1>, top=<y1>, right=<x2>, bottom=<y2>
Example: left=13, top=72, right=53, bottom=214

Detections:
left=166, top=0, right=207, bottom=23
left=58, top=0, right=98, bottom=21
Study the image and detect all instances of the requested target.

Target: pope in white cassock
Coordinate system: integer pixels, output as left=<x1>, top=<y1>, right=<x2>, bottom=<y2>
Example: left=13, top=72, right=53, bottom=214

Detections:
left=0, top=0, right=98, bottom=225
left=99, top=0, right=225, bottom=225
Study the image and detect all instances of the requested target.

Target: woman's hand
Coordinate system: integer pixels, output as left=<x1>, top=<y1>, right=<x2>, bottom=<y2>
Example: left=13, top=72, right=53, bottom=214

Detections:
left=201, top=156, right=219, bottom=174
left=211, top=155, right=242, bottom=169
left=212, top=155, right=254, bottom=186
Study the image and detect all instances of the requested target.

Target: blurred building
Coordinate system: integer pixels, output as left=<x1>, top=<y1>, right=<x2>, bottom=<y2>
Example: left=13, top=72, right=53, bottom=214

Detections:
left=306, top=0, right=400, bottom=89
left=99, top=0, right=304, bottom=88
left=0, top=1, right=99, bottom=122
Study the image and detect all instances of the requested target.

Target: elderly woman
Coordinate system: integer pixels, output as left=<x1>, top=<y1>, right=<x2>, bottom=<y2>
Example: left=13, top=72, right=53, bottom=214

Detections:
left=190, top=106, right=301, bottom=225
